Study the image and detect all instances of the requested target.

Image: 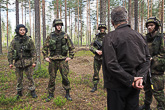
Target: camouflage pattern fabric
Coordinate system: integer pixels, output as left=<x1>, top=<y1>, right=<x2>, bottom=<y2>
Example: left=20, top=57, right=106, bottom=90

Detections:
left=143, top=31, right=165, bottom=109
left=42, top=31, right=74, bottom=93
left=48, top=60, right=70, bottom=93
left=93, top=58, right=102, bottom=84
left=42, top=31, right=75, bottom=60
left=7, top=35, right=36, bottom=92
left=16, top=66, right=35, bottom=91
left=89, top=32, right=106, bottom=60
left=144, top=75, right=165, bottom=109
left=89, top=32, right=106, bottom=84
left=8, top=35, right=36, bottom=67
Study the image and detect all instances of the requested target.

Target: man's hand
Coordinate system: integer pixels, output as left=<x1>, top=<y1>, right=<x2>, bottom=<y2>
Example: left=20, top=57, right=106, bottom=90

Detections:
left=132, top=77, right=144, bottom=90
left=96, top=50, right=102, bottom=55
left=32, top=63, right=36, bottom=67
left=45, top=57, right=51, bottom=62
left=9, top=64, right=13, bottom=69
left=65, top=57, right=71, bottom=62
left=135, top=78, right=144, bottom=90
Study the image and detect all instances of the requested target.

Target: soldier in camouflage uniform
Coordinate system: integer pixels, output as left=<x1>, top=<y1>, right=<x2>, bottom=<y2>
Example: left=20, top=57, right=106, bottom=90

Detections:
left=42, top=19, right=75, bottom=102
left=139, top=17, right=165, bottom=110
left=89, top=24, right=107, bottom=92
left=7, top=24, right=37, bottom=99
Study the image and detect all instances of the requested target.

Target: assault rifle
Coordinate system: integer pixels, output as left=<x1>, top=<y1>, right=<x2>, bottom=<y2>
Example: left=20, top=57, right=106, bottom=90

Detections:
left=93, top=40, right=102, bottom=50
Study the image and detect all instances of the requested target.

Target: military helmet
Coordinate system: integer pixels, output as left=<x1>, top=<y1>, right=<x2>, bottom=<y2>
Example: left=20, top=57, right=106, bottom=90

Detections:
left=145, top=17, right=161, bottom=30
left=53, top=19, right=63, bottom=27
left=98, top=23, right=107, bottom=30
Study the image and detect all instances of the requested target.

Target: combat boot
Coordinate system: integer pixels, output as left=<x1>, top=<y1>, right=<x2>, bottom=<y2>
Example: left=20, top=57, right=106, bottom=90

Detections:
left=31, top=90, right=38, bottom=98
left=65, top=89, right=72, bottom=101
left=16, top=91, right=23, bottom=99
left=45, top=93, right=54, bottom=102
left=90, top=84, right=97, bottom=92
left=139, top=104, right=151, bottom=110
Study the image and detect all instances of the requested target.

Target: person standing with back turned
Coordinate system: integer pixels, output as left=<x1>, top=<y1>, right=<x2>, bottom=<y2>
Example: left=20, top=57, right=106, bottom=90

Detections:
left=102, top=6, right=150, bottom=110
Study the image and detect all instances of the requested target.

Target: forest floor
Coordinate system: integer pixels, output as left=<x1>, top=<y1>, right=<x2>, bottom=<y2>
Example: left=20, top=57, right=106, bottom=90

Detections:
left=0, top=47, right=158, bottom=110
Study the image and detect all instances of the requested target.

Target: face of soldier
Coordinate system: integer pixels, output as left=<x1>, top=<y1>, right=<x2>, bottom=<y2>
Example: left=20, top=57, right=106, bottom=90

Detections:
left=55, top=24, right=62, bottom=31
left=19, top=27, right=26, bottom=36
left=147, top=23, right=156, bottom=33
left=100, top=28, right=105, bottom=33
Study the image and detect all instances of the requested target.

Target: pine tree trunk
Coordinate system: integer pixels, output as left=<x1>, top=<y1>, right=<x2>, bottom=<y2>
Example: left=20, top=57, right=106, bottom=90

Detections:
left=141, top=0, right=144, bottom=34
left=96, top=0, right=98, bottom=33
left=60, top=3, right=62, bottom=19
left=25, top=3, right=27, bottom=26
left=57, top=0, right=59, bottom=18
left=16, top=0, right=19, bottom=26
left=147, top=0, right=149, bottom=19
left=100, top=0, right=106, bottom=24
left=134, top=0, right=138, bottom=31
left=22, top=1, right=23, bottom=24
left=89, top=0, right=91, bottom=44
left=80, top=13, right=83, bottom=46
left=108, top=0, right=110, bottom=32
left=42, top=0, right=46, bottom=45
left=128, top=0, right=132, bottom=26
left=150, top=0, right=152, bottom=17
left=35, top=0, right=41, bottom=68
left=33, top=11, right=35, bottom=40
left=86, top=0, right=88, bottom=47
left=161, top=0, right=164, bottom=35
left=65, top=0, right=67, bottom=32
left=78, top=0, right=79, bottom=47
left=0, top=2, right=2, bottom=54
left=71, top=11, right=72, bottom=40
left=7, top=2, right=8, bottom=48
left=159, top=1, right=161, bottom=20
left=29, top=0, right=31, bottom=36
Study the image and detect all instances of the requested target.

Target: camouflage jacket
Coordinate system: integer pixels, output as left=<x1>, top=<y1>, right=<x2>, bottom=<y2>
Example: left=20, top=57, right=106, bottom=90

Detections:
left=146, top=31, right=165, bottom=73
left=42, top=31, right=75, bottom=60
left=7, top=35, right=36, bottom=68
left=89, top=32, right=106, bottom=60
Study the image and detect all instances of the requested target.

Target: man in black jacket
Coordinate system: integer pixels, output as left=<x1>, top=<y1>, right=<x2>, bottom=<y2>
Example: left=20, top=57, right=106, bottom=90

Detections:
left=102, top=6, right=150, bottom=110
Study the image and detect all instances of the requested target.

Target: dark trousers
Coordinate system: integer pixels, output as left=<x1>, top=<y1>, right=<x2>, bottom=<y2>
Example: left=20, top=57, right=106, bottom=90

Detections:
left=107, top=88, right=140, bottom=110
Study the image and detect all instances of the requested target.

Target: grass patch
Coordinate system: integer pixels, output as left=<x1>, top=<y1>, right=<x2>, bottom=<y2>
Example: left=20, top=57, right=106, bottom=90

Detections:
left=0, top=94, right=17, bottom=105
left=75, top=50, right=94, bottom=57
left=53, top=96, right=67, bottom=107
left=33, top=65, right=49, bottom=78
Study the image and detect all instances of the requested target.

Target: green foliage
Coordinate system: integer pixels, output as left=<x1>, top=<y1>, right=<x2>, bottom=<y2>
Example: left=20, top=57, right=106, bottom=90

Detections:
left=0, top=83, right=10, bottom=90
left=53, top=96, right=67, bottom=107
left=0, top=94, right=17, bottom=105
left=33, top=65, right=49, bottom=78
left=23, top=104, right=33, bottom=110
left=0, top=74, right=8, bottom=83
left=41, top=93, right=48, bottom=100
left=75, top=50, right=94, bottom=57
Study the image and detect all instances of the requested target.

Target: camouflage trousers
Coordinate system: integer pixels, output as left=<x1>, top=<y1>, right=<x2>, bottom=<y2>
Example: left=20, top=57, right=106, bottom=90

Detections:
left=15, top=66, right=35, bottom=92
left=48, top=60, right=70, bottom=93
left=92, top=58, right=102, bottom=84
left=144, top=74, right=165, bottom=109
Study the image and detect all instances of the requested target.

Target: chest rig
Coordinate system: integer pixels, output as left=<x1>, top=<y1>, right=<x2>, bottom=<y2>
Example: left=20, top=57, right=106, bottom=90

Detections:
left=14, top=35, right=31, bottom=60
left=49, top=31, right=69, bottom=56
left=147, top=34, right=161, bottom=56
